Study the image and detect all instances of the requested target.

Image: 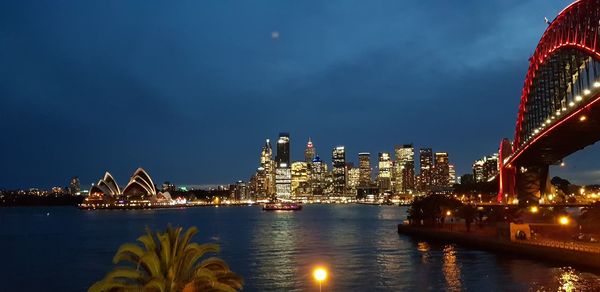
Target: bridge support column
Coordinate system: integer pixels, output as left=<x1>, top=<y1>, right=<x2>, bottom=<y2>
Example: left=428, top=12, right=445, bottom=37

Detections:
left=516, top=164, right=550, bottom=206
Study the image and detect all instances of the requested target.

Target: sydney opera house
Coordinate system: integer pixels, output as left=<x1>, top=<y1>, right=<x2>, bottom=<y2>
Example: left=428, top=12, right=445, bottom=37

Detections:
left=81, top=168, right=177, bottom=209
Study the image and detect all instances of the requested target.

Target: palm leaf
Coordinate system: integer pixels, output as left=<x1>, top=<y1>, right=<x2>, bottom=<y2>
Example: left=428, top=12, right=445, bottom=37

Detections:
left=113, top=243, right=145, bottom=264
left=143, top=277, right=167, bottom=292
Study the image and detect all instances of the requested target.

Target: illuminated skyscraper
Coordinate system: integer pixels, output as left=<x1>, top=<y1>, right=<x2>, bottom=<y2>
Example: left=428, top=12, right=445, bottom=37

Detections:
left=259, top=139, right=276, bottom=197
left=310, top=155, right=328, bottom=200
left=473, top=153, right=499, bottom=182
left=358, top=153, right=372, bottom=187
left=332, top=146, right=346, bottom=197
left=291, top=161, right=309, bottom=199
left=276, top=133, right=290, bottom=166
left=448, top=164, right=456, bottom=186
left=394, top=144, right=415, bottom=193
left=275, top=133, right=291, bottom=199
left=304, top=138, right=315, bottom=163
left=347, top=167, right=360, bottom=196
left=433, top=152, right=449, bottom=188
left=378, top=152, right=392, bottom=194
left=419, top=148, right=433, bottom=192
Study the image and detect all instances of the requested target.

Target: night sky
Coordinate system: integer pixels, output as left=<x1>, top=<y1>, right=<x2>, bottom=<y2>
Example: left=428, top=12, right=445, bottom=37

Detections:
left=4, top=0, right=595, bottom=189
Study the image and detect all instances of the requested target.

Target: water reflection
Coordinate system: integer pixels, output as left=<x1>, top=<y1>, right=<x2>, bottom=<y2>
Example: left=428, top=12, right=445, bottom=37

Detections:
left=442, top=245, right=462, bottom=291
left=417, top=241, right=430, bottom=264
left=559, top=267, right=580, bottom=292
left=250, top=211, right=300, bottom=290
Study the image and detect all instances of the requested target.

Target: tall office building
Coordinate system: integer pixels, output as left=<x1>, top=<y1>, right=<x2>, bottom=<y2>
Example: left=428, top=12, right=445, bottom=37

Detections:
left=310, top=155, right=328, bottom=200
left=358, top=153, right=372, bottom=187
left=433, top=152, right=450, bottom=188
left=378, top=152, right=392, bottom=194
left=259, top=139, right=276, bottom=196
left=332, top=146, right=346, bottom=197
left=394, top=144, right=415, bottom=193
left=275, top=133, right=291, bottom=199
left=291, top=161, right=309, bottom=198
left=347, top=167, right=360, bottom=196
left=419, top=148, right=434, bottom=192
left=473, top=153, right=499, bottom=182
left=276, top=133, right=290, bottom=166
left=304, top=138, right=315, bottom=163
left=448, top=164, right=456, bottom=186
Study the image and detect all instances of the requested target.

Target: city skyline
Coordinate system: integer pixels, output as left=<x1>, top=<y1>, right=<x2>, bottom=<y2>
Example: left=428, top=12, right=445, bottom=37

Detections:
left=5, top=0, right=597, bottom=189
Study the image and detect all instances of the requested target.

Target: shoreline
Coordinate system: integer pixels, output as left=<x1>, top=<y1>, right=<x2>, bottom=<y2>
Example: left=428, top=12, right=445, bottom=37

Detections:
left=397, top=224, right=600, bottom=270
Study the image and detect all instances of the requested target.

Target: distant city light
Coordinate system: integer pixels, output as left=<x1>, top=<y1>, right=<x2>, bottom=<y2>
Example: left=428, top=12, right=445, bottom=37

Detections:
left=583, top=89, right=591, bottom=95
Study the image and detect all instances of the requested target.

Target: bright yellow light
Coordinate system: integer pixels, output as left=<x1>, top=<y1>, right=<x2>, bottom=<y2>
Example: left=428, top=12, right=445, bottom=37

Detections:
left=580, top=115, right=587, bottom=122
left=446, top=210, right=452, bottom=216
left=559, top=216, right=570, bottom=226
left=313, top=267, right=327, bottom=282
left=530, top=206, right=538, bottom=213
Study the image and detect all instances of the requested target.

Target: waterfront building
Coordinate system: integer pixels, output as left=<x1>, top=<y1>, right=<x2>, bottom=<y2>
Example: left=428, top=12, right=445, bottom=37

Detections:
left=418, top=148, right=433, bottom=192
left=231, top=180, right=249, bottom=201
left=473, top=153, right=499, bottom=182
left=291, top=161, right=310, bottom=199
left=377, top=152, right=392, bottom=194
left=253, top=167, right=266, bottom=199
left=310, top=155, right=328, bottom=200
left=87, top=168, right=159, bottom=202
left=275, top=133, right=291, bottom=199
left=89, top=172, right=121, bottom=197
left=332, top=146, right=346, bottom=197
left=122, top=168, right=158, bottom=199
left=433, top=152, right=450, bottom=188
left=347, top=166, right=360, bottom=197
left=304, top=138, right=315, bottom=163
left=358, top=152, right=372, bottom=187
left=395, top=144, right=415, bottom=193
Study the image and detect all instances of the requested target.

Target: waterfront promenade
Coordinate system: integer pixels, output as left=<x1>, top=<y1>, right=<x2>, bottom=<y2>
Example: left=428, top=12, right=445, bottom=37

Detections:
left=397, top=223, right=600, bottom=269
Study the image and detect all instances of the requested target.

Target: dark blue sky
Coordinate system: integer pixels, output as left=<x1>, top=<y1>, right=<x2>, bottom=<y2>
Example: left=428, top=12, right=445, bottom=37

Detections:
left=4, top=0, right=595, bottom=189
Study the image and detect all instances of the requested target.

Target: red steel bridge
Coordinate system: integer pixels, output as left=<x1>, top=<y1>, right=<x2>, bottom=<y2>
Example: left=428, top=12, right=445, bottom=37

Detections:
left=499, top=0, right=600, bottom=204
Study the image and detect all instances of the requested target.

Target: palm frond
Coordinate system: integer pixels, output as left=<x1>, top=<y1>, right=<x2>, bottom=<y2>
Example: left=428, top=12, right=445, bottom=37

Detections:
left=112, top=243, right=145, bottom=264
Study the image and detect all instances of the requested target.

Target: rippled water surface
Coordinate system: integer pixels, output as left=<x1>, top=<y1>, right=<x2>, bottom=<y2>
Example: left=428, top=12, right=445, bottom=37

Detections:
left=1, top=205, right=599, bottom=291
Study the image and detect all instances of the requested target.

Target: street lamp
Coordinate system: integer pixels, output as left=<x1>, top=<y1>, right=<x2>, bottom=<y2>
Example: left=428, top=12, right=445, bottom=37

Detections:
left=530, top=206, right=539, bottom=214
left=313, top=267, right=328, bottom=292
left=559, top=216, right=570, bottom=226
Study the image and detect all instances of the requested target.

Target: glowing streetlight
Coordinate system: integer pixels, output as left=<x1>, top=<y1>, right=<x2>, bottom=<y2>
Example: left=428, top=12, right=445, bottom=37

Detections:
left=446, top=210, right=452, bottom=216
left=313, top=267, right=328, bottom=292
left=559, top=216, right=570, bottom=226
left=580, top=115, right=587, bottom=122
left=530, top=206, right=539, bottom=214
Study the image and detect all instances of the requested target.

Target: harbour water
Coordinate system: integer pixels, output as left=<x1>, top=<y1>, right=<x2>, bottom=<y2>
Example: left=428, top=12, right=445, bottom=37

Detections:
left=1, top=205, right=599, bottom=291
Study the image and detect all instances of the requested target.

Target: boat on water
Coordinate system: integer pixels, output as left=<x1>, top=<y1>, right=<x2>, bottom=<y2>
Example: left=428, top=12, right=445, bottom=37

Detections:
left=262, top=201, right=303, bottom=211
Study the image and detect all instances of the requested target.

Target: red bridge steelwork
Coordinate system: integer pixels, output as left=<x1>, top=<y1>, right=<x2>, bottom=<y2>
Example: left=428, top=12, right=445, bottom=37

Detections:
left=500, top=0, right=600, bottom=204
